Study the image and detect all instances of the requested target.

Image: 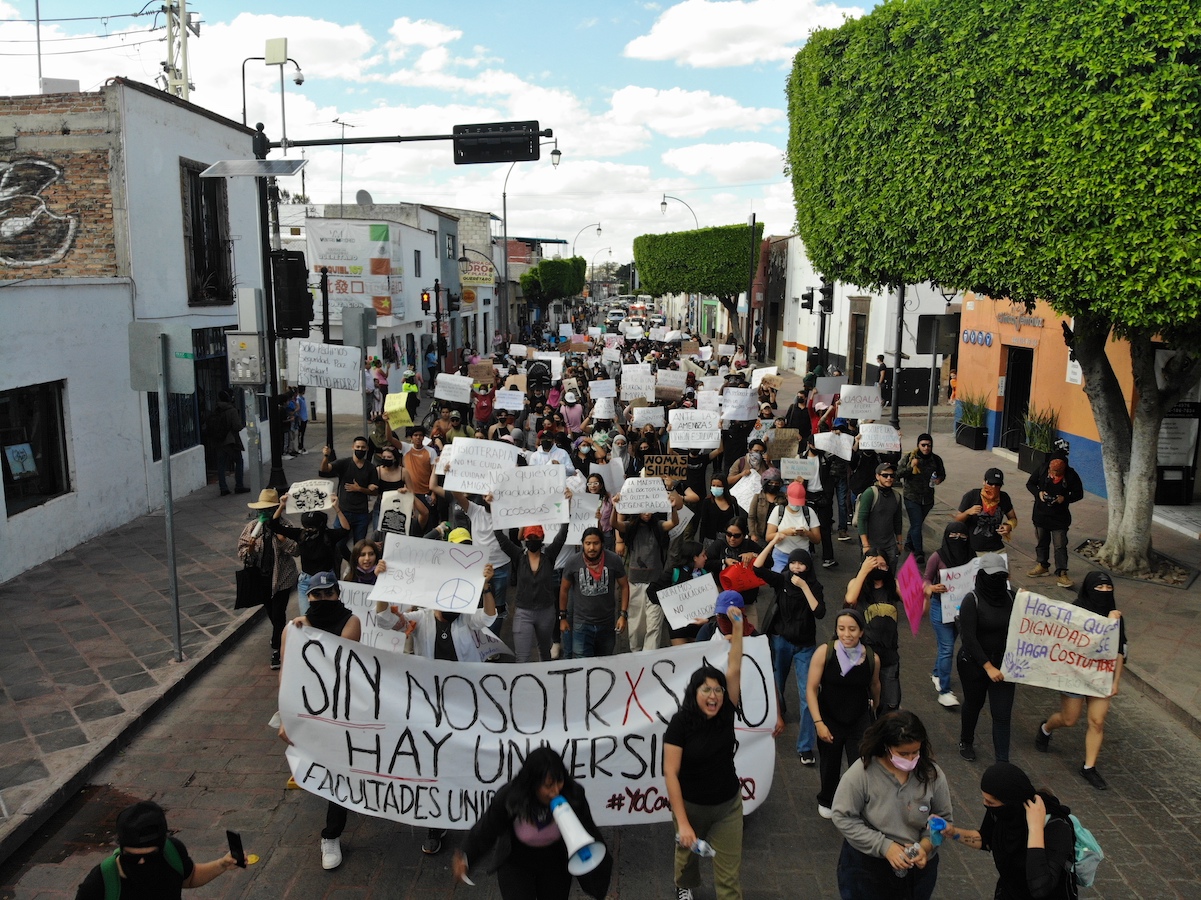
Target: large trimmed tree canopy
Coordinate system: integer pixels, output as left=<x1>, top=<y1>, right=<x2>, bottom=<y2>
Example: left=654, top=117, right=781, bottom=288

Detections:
left=520, top=256, right=586, bottom=310
left=787, top=0, right=1201, bottom=573
left=633, top=223, right=764, bottom=319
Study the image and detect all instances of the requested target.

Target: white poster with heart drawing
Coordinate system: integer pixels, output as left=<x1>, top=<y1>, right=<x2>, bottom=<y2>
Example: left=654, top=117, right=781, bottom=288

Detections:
left=371, top=533, right=488, bottom=613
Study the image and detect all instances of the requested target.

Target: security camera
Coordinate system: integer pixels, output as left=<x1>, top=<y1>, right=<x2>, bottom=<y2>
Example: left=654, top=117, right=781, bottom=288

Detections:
left=293, top=70, right=305, bottom=86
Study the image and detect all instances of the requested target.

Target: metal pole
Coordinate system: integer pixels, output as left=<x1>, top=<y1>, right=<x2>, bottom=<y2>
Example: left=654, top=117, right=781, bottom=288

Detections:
left=502, top=190, right=510, bottom=341
left=278, top=64, right=288, bottom=152
left=890, top=284, right=905, bottom=431
left=158, top=334, right=184, bottom=663
left=321, top=268, right=334, bottom=451
left=434, top=277, right=445, bottom=374
left=745, top=214, right=757, bottom=356
left=926, top=317, right=940, bottom=436
left=34, top=0, right=42, bottom=88
left=254, top=124, right=287, bottom=490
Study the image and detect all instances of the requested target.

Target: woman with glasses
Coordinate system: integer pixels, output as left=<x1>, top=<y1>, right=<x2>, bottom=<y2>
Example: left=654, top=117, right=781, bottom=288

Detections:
left=704, top=517, right=764, bottom=609
left=664, top=604, right=746, bottom=900
left=831, top=711, right=951, bottom=900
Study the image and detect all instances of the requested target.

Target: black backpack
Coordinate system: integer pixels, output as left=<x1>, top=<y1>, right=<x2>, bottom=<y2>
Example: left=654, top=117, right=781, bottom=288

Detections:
left=862, top=600, right=900, bottom=666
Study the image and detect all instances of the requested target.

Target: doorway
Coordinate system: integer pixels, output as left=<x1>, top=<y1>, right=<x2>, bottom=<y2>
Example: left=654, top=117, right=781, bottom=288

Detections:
left=1000, top=346, right=1034, bottom=451
left=849, top=314, right=867, bottom=384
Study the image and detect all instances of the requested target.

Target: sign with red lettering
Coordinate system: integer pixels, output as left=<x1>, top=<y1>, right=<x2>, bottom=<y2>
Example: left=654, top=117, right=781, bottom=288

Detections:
left=1001, top=590, right=1121, bottom=697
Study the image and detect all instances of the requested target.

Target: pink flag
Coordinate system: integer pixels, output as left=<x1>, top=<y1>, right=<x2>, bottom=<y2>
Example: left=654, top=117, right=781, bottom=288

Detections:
left=896, top=554, right=925, bottom=636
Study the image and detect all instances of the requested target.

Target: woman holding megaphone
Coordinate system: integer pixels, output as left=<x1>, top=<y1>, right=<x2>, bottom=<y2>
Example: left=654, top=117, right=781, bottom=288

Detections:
left=453, top=747, right=612, bottom=899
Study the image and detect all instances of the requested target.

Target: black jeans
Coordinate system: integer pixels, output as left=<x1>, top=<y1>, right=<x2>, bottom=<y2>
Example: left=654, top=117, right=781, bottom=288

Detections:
left=957, top=658, right=1016, bottom=762
left=497, top=839, right=573, bottom=900
left=811, top=497, right=835, bottom=561
left=322, top=802, right=348, bottom=839
left=267, top=588, right=291, bottom=651
left=817, top=709, right=873, bottom=807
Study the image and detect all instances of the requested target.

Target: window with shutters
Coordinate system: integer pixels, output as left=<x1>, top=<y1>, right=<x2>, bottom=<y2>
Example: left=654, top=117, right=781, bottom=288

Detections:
left=180, top=158, right=234, bottom=306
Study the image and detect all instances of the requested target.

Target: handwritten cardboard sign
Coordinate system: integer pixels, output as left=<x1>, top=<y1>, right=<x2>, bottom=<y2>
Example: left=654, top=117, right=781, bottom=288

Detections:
left=937, top=558, right=983, bottom=621
left=569, top=342, right=591, bottom=353
left=682, top=340, right=700, bottom=355
left=285, top=479, right=336, bottom=513
left=490, top=465, right=568, bottom=530
left=565, top=492, right=602, bottom=545
left=534, top=352, right=564, bottom=381
left=603, top=334, right=625, bottom=348
left=372, top=533, right=487, bottom=612
left=721, top=387, right=758, bottom=422
left=729, top=469, right=761, bottom=511
left=838, top=384, right=882, bottom=420
left=596, top=458, right=626, bottom=495
left=434, top=373, right=474, bottom=404
left=642, top=453, right=690, bottom=485
left=700, top=375, right=724, bottom=392
left=503, top=374, right=527, bottom=393
left=590, top=379, right=616, bottom=399
left=815, top=376, right=842, bottom=405
left=295, top=341, right=363, bottom=391
left=495, top=389, right=527, bottom=412
left=602, top=347, right=622, bottom=364
left=509, top=342, right=529, bottom=359
left=766, top=428, right=800, bottom=460
left=659, top=574, right=720, bottom=630
left=441, top=438, right=520, bottom=494
left=468, top=362, right=495, bottom=385
left=559, top=324, right=572, bottom=339
left=813, top=430, right=855, bottom=461
left=587, top=327, right=602, bottom=338
left=780, top=457, right=819, bottom=481
left=718, top=343, right=736, bottom=357
left=378, top=489, right=415, bottom=536
left=621, top=369, right=657, bottom=402
left=615, top=477, right=672, bottom=514
left=383, top=392, right=413, bottom=431
left=750, top=366, right=778, bottom=390
left=631, top=406, right=665, bottom=428
left=1001, top=590, right=1121, bottom=697
left=669, top=409, right=721, bottom=450
left=592, top=397, right=616, bottom=420
left=698, top=390, right=722, bottom=412
left=859, top=423, right=901, bottom=452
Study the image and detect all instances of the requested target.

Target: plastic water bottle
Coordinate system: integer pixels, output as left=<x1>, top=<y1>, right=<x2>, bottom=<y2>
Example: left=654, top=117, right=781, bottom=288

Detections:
left=675, top=834, right=716, bottom=857
left=894, top=842, right=921, bottom=877
left=928, top=815, right=948, bottom=847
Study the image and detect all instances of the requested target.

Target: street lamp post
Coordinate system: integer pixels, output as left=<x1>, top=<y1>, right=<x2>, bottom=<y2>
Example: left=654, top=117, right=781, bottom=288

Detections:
left=660, top=194, right=699, bottom=229
left=241, top=55, right=304, bottom=127
left=571, top=222, right=602, bottom=257
left=502, top=140, right=561, bottom=342
left=591, top=247, right=611, bottom=303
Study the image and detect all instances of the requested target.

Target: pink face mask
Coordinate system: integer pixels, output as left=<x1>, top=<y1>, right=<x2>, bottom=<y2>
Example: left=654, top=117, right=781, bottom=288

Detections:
left=890, top=752, right=920, bottom=772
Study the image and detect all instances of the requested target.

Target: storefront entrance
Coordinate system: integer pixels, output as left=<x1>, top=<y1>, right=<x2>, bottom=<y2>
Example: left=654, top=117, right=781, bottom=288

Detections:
left=1000, top=345, right=1034, bottom=450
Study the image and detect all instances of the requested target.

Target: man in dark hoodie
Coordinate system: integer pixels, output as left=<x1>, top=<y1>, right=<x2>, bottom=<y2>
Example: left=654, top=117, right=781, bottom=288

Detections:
left=208, top=390, right=249, bottom=496
left=754, top=536, right=826, bottom=764
left=1025, top=451, right=1084, bottom=589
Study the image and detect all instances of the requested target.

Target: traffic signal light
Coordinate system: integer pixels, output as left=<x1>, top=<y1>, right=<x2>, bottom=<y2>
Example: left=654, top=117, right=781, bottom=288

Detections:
left=801, top=289, right=814, bottom=311
left=421, top=290, right=431, bottom=313
left=818, top=279, right=834, bottom=313
left=270, top=249, right=313, bottom=337
left=453, top=121, right=542, bottom=165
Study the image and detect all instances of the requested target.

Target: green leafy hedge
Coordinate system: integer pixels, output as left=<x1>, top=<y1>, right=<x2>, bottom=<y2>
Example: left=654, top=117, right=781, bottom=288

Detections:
left=633, top=223, right=764, bottom=301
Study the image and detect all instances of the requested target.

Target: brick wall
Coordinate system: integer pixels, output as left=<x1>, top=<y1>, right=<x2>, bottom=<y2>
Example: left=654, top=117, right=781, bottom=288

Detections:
left=1, top=93, right=118, bottom=277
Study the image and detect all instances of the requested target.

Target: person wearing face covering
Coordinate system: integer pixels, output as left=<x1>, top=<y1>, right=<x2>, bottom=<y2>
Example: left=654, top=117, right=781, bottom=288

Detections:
left=896, top=433, right=945, bottom=564
left=831, top=711, right=952, bottom=900
left=1025, top=451, right=1084, bottom=589
left=922, top=521, right=974, bottom=708
left=74, top=799, right=241, bottom=899
left=940, top=762, right=1076, bottom=900
left=263, top=498, right=349, bottom=615
left=727, top=438, right=768, bottom=486
left=1035, top=572, right=1126, bottom=790
left=846, top=554, right=904, bottom=711
left=753, top=540, right=826, bottom=764
left=495, top=524, right=570, bottom=663
left=956, top=553, right=1018, bottom=763
left=238, top=490, right=300, bottom=671
left=766, top=481, right=820, bottom=571
left=276, top=572, right=363, bottom=871
left=956, top=468, right=1018, bottom=556
left=320, top=436, right=379, bottom=542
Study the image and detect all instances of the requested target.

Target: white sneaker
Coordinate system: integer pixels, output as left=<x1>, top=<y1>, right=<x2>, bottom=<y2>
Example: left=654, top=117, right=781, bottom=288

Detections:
left=938, top=692, right=961, bottom=708
left=676, top=889, right=695, bottom=900
left=930, top=674, right=941, bottom=692
left=320, top=837, right=342, bottom=870
left=818, top=804, right=834, bottom=819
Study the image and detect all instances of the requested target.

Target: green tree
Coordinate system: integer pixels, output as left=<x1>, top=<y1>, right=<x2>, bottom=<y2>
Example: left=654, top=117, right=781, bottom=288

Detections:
left=520, top=256, right=586, bottom=313
left=633, top=224, right=764, bottom=323
left=787, top=0, right=1201, bottom=574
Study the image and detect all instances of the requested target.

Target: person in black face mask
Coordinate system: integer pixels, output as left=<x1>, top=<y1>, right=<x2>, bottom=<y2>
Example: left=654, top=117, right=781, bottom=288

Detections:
left=75, top=799, right=241, bottom=898
left=956, top=554, right=1017, bottom=763
left=494, top=524, right=569, bottom=662
left=320, top=436, right=378, bottom=542
left=939, top=762, right=1076, bottom=900
left=264, top=502, right=349, bottom=616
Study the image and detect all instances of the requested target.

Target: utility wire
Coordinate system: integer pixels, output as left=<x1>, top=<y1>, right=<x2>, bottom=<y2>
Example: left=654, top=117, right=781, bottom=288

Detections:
left=0, top=26, right=164, bottom=43
left=0, top=36, right=162, bottom=56
left=6, top=8, right=154, bottom=23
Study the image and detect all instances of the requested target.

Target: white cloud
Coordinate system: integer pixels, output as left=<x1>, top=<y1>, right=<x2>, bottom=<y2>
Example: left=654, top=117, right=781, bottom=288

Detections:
left=385, top=17, right=463, bottom=61
left=624, top=0, right=863, bottom=68
left=610, top=86, right=782, bottom=138
left=662, top=141, right=785, bottom=182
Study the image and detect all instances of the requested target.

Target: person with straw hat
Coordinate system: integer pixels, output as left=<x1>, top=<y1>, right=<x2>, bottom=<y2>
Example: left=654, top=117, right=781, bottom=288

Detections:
left=237, top=489, right=299, bottom=670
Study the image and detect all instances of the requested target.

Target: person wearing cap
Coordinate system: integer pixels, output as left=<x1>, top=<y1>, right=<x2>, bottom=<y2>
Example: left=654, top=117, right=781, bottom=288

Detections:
left=896, top=433, right=946, bottom=565
left=277, top=572, right=362, bottom=870
left=435, top=483, right=517, bottom=637
left=1035, top=572, right=1127, bottom=790
left=74, top=799, right=241, bottom=899
left=957, top=553, right=1018, bottom=763
left=956, top=468, right=1018, bottom=556
left=237, top=489, right=300, bottom=670
left=1025, top=450, right=1084, bottom=589
left=207, top=389, right=249, bottom=496
left=494, top=523, right=569, bottom=663
left=766, top=481, right=821, bottom=571
left=320, top=436, right=379, bottom=543
left=442, top=410, right=474, bottom=445
left=857, top=463, right=904, bottom=571
left=263, top=493, right=349, bottom=616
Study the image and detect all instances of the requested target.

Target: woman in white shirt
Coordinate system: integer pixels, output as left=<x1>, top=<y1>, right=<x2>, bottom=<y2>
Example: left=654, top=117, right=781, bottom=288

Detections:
left=766, top=481, right=821, bottom=572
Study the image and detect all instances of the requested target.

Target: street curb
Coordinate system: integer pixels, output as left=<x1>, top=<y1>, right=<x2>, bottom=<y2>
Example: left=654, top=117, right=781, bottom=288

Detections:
left=1120, top=664, right=1201, bottom=742
left=0, top=606, right=266, bottom=867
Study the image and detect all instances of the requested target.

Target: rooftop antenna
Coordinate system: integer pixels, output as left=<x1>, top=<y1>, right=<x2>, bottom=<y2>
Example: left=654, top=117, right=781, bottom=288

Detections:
left=332, top=118, right=357, bottom=212
left=162, top=0, right=200, bottom=100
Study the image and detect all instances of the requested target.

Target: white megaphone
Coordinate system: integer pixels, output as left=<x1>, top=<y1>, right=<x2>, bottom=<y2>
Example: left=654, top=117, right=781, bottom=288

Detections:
left=549, top=795, right=606, bottom=875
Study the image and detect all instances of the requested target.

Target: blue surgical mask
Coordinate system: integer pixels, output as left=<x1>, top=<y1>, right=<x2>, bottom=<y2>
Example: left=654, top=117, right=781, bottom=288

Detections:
left=712, top=487, right=724, bottom=497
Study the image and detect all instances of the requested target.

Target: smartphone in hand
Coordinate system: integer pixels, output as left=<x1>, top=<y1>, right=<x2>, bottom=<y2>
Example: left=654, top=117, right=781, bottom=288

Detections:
left=227, top=830, right=246, bottom=868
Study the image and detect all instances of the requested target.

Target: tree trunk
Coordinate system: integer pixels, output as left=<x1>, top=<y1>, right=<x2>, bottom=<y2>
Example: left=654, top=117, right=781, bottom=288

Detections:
left=1073, top=314, right=1130, bottom=546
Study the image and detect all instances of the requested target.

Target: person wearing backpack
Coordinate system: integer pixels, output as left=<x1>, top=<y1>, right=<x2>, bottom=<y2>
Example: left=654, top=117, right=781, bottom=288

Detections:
left=846, top=553, right=903, bottom=711
left=74, top=799, right=241, bottom=899
left=940, top=762, right=1078, bottom=900
left=206, top=390, right=248, bottom=496
left=857, top=463, right=903, bottom=572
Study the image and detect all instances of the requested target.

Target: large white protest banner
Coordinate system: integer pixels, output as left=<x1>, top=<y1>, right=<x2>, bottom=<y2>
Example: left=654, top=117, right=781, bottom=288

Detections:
left=780, top=457, right=819, bottom=481
left=813, top=431, right=855, bottom=461
left=937, top=558, right=984, bottom=621
left=490, top=466, right=568, bottom=530
left=750, top=366, right=778, bottom=390
left=669, top=409, right=721, bottom=450
left=372, top=533, right=487, bottom=612
left=622, top=368, right=657, bottom=402
left=285, top=479, right=336, bottom=514
left=435, top=373, right=474, bottom=404
left=615, top=477, right=672, bottom=514
left=659, top=575, right=720, bottom=630
left=859, top=424, right=901, bottom=452
left=377, top=489, right=415, bottom=536
left=295, top=341, right=363, bottom=391
left=495, top=389, right=527, bottom=412
left=1001, top=590, right=1121, bottom=697
left=838, top=384, right=882, bottom=420
left=566, top=492, right=602, bottom=545
left=441, top=438, right=519, bottom=494
left=721, top=387, right=758, bottom=422
left=592, top=397, right=616, bottom=420
left=631, top=406, right=665, bottom=428
left=589, top=379, right=617, bottom=399
left=280, top=633, right=777, bottom=828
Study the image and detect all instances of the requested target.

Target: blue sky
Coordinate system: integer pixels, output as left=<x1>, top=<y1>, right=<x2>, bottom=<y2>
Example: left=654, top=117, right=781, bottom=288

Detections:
left=2, top=0, right=867, bottom=263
